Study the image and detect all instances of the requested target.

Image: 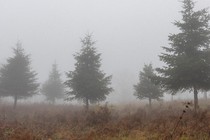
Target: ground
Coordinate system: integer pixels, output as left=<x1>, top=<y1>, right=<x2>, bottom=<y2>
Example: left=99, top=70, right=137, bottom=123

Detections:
left=0, top=100, right=210, bottom=140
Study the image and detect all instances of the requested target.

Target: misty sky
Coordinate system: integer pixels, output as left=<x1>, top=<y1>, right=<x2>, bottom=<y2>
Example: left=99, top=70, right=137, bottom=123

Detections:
left=0, top=0, right=210, bottom=103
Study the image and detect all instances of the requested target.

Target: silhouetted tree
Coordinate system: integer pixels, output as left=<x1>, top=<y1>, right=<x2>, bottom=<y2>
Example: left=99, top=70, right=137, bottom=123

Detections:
left=65, top=34, right=113, bottom=110
left=41, top=63, right=64, bottom=104
left=156, top=0, right=210, bottom=112
left=134, top=64, right=163, bottom=109
left=0, top=42, right=39, bottom=108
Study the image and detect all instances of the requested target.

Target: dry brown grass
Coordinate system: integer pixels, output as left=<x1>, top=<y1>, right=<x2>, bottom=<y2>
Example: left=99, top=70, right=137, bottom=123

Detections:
left=0, top=100, right=210, bottom=140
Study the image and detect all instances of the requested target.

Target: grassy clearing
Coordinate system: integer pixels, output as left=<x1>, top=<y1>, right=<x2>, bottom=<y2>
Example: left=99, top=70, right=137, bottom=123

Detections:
left=0, top=100, right=210, bottom=140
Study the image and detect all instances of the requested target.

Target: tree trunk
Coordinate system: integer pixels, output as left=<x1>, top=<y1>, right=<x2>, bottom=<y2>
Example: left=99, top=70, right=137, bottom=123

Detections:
left=85, top=97, right=89, bottom=111
left=193, top=86, right=198, bottom=112
left=149, top=98, right=152, bottom=110
left=13, top=95, right=18, bottom=109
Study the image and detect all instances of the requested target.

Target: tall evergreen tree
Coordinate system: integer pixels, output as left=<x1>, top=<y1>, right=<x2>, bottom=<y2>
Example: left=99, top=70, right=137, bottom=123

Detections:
left=156, top=0, right=210, bottom=111
left=134, top=64, right=163, bottom=109
left=65, top=34, right=113, bottom=110
left=41, top=63, right=64, bottom=103
left=0, top=42, right=39, bottom=108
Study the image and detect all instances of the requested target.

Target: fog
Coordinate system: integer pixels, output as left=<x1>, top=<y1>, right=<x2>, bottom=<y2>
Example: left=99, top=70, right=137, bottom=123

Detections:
left=0, top=0, right=210, bottom=104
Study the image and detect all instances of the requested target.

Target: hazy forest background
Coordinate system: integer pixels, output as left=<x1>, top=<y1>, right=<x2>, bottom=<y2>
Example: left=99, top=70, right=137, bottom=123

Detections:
left=1, top=0, right=210, bottom=139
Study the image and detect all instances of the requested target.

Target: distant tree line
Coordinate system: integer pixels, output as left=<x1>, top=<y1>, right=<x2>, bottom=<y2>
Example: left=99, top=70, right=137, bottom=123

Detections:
left=0, top=0, right=209, bottom=112
left=0, top=35, right=113, bottom=109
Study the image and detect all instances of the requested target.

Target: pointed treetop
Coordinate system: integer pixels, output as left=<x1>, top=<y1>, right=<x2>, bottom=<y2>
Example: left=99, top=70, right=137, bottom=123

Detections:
left=81, top=33, right=96, bottom=48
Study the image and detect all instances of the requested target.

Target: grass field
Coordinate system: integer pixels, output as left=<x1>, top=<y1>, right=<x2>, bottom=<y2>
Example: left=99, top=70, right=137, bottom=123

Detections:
left=0, top=100, right=210, bottom=140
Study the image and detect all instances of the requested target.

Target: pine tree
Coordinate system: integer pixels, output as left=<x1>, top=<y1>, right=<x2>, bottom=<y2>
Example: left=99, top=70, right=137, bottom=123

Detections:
left=41, top=63, right=64, bottom=104
left=65, top=34, right=113, bottom=110
left=0, top=42, right=39, bottom=108
left=156, top=0, right=210, bottom=111
left=134, top=64, right=163, bottom=109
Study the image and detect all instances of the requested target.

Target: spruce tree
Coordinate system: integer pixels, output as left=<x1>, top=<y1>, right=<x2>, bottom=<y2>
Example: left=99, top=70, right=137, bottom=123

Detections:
left=0, top=42, right=39, bottom=108
left=65, top=34, right=113, bottom=110
left=41, top=63, right=64, bottom=103
left=156, top=0, right=210, bottom=111
left=134, top=64, right=163, bottom=109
